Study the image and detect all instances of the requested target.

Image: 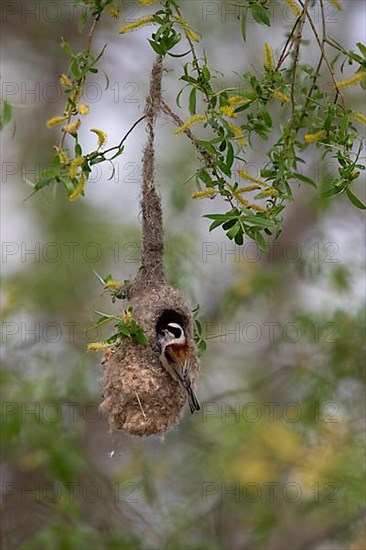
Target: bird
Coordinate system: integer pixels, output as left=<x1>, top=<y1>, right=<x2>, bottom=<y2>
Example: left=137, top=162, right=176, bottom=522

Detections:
left=157, top=322, right=200, bottom=414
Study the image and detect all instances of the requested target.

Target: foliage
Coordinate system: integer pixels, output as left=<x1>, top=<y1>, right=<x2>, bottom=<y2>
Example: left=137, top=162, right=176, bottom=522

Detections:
left=1, top=1, right=365, bottom=549
left=87, top=273, right=149, bottom=348
left=17, top=0, right=365, bottom=250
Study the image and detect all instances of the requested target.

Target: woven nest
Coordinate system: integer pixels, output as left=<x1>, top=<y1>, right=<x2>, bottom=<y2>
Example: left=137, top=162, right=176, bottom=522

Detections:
left=101, top=284, right=199, bottom=437
left=100, top=57, right=200, bottom=437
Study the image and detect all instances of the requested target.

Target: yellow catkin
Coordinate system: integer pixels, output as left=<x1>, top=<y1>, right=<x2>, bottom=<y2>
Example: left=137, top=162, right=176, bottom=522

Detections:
left=70, top=89, right=81, bottom=104
left=248, top=203, right=266, bottom=212
left=63, top=119, right=81, bottom=134
left=58, top=150, right=70, bottom=165
left=228, top=96, right=250, bottom=106
left=68, top=173, right=87, bottom=202
left=185, top=27, right=200, bottom=42
left=122, top=310, right=133, bottom=324
left=263, top=43, right=274, bottom=71
left=59, top=74, right=72, bottom=88
left=77, top=104, right=89, bottom=115
left=234, top=193, right=266, bottom=211
left=90, top=128, right=107, bottom=148
left=262, top=188, right=280, bottom=197
left=273, top=89, right=290, bottom=103
left=46, top=115, right=66, bottom=128
left=328, top=0, right=342, bottom=10
left=236, top=185, right=262, bottom=193
left=88, top=342, right=110, bottom=352
left=174, top=114, right=206, bottom=134
left=105, top=280, right=122, bottom=289
left=220, top=106, right=236, bottom=118
left=119, top=16, right=155, bottom=34
left=283, top=0, right=302, bottom=17
left=139, top=0, right=158, bottom=4
left=228, top=123, right=248, bottom=147
left=238, top=168, right=267, bottom=186
left=69, top=156, right=84, bottom=179
left=336, top=71, right=366, bottom=89
left=192, top=189, right=217, bottom=199
left=106, top=6, right=119, bottom=18
left=173, top=15, right=199, bottom=41
left=351, top=112, right=366, bottom=125
left=303, top=130, right=326, bottom=143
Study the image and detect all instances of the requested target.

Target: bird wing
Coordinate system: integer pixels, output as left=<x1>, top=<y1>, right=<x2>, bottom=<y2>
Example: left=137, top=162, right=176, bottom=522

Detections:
left=164, top=344, right=191, bottom=386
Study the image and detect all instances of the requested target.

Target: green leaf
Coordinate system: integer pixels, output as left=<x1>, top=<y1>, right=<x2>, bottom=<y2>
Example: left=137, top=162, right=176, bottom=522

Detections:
left=176, top=87, right=185, bottom=108
left=109, top=148, right=124, bottom=161
left=202, top=65, right=211, bottom=82
left=356, top=42, right=366, bottom=59
left=105, top=334, right=119, bottom=345
left=219, top=140, right=226, bottom=152
left=60, top=38, right=73, bottom=56
left=321, top=185, right=345, bottom=199
left=241, top=10, right=247, bottom=41
left=196, top=140, right=217, bottom=154
left=92, top=270, right=108, bottom=285
left=117, top=322, right=131, bottom=337
left=226, top=223, right=240, bottom=240
left=168, top=49, right=191, bottom=58
left=189, top=87, right=197, bottom=115
left=1, top=101, right=12, bottom=129
left=254, top=231, right=268, bottom=252
left=226, top=141, right=234, bottom=170
left=89, top=156, right=105, bottom=166
left=291, top=173, right=317, bottom=188
left=217, top=159, right=232, bottom=177
left=198, top=169, right=212, bottom=186
left=135, top=331, right=149, bottom=346
left=208, top=219, right=227, bottom=231
left=205, top=213, right=238, bottom=232
left=250, top=3, right=270, bottom=26
left=345, top=187, right=366, bottom=209
left=198, top=340, right=207, bottom=355
left=241, top=215, right=276, bottom=229
left=204, top=213, right=237, bottom=221
left=234, top=230, right=244, bottom=246
left=148, top=40, right=164, bottom=55
left=222, top=218, right=237, bottom=230
left=259, top=105, right=272, bottom=128
left=33, top=175, right=56, bottom=191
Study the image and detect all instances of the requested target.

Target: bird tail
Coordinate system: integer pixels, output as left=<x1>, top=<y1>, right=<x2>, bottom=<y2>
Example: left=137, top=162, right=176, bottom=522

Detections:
left=186, top=384, right=201, bottom=414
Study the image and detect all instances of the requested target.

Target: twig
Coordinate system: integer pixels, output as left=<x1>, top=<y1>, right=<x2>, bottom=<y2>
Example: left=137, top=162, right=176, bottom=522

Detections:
left=59, top=12, right=102, bottom=149
left=160, top=99, right=215, bottom=167
left=135, top=392, right=146, bottom=418
left=86, top=13, right=100, bottom=53
left=298, top=0, right=345, bottom=105
left=290, top=0, right=309, bottom=116
left=276, top=16, right=302, bottom=70
left=319, top=0, right=326, bottom=40
left=102, top=115, right=146, bottom=157
left=174, top=5, right=212, bottom=105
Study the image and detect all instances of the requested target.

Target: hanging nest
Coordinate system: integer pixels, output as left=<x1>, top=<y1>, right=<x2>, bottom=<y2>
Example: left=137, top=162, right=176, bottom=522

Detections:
left=100, top=58, right=200, bottom=437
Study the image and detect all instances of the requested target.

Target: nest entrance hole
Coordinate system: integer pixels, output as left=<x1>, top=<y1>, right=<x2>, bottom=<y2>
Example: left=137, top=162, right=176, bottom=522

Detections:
left=155, top=309, right=188, bottom=336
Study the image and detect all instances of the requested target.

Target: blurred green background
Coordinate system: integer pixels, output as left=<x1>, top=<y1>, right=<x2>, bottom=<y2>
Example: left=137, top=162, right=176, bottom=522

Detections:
left=1, top=1, right=365, bottom=549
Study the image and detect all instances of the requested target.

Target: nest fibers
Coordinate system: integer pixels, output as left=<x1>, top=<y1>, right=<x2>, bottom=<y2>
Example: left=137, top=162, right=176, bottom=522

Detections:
left=100, top=57, right=200, bottom=437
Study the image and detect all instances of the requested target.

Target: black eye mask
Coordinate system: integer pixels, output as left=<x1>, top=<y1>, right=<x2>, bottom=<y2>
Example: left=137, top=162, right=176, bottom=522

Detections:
left=166, top=325, right=182, bottom=339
